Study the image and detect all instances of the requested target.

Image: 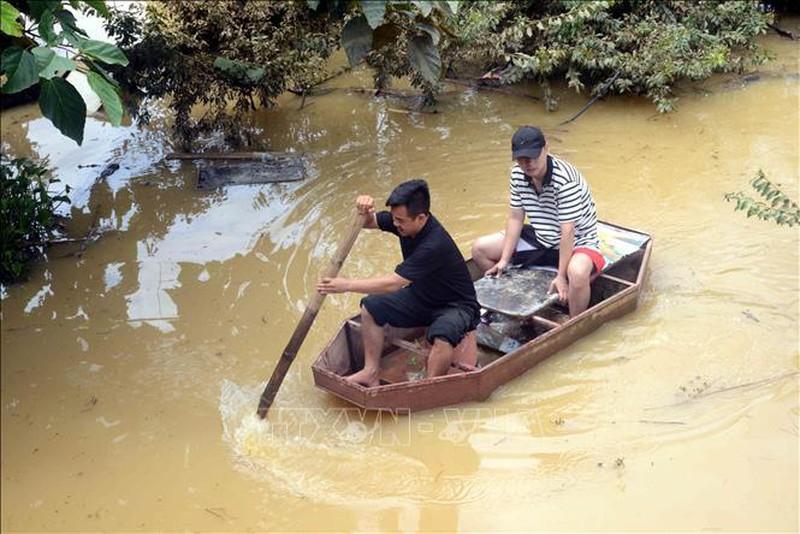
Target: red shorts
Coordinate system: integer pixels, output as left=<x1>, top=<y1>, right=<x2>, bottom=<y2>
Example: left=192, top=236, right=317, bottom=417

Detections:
left=573, top=247, right=605, bottom=276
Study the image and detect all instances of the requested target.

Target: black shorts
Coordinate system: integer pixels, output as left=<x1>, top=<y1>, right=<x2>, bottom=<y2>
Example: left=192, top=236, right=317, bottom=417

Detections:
left=511, top=224, right=559, bottom=268
left=361, top=288, right=480, bottom=347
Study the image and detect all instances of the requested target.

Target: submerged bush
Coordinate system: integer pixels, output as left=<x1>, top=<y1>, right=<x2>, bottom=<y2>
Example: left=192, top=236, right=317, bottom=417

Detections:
left=0, top=156, right=70, bottom=283
left=104, top=1, right=341, bottom=149
left=725, top=170, right=799, bottom=227
left=445, top=0, right=772, bottom=111
left=105, top=0, right=774, bottom=147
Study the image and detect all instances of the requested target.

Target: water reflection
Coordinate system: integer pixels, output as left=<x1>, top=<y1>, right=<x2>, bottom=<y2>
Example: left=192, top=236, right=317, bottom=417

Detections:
left=12, top=114, right=171, bottom=214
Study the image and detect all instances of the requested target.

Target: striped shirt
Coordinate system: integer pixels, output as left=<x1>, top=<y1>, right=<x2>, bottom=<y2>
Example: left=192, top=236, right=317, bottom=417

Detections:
left=509, top=154, right=599, bottom=249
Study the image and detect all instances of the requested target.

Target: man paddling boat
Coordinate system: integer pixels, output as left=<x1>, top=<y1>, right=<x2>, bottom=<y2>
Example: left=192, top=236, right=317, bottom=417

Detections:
left=317, top=179, right=480, bottom=387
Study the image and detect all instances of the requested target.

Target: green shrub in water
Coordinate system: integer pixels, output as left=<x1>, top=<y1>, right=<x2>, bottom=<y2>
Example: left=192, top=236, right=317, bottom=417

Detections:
left=104, top=0, right=777, bottom=146
left=0, top=156, right=70, bottom=283
left=725, top=170, right=800, bottom=227
left=444, top=0, right=773, bottom=112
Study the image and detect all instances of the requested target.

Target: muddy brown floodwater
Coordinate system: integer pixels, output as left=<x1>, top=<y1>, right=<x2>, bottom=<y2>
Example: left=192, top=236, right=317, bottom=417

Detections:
left=1, top=23, right=798, bottom=532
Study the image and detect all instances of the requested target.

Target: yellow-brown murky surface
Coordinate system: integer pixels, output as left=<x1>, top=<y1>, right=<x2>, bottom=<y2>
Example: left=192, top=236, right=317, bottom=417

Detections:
left=1, top=26, right=798, bottom=532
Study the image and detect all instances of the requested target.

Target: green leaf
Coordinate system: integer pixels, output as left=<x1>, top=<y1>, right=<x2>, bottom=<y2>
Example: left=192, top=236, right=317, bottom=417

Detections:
left=38, top=9, right=60, bottom=45
left=54, top=9, right=88, bottom=47
left=27, top=0, right=62, bottom=20
left=84, top=58, right=118, bottom=88
left=213, top=56, right=265, bottom=84
left=246, top=67, right=264, bottom=83
left=80, top=39, right=129, bottom=66
left=360, top=0, right=386, bottom=29
left=32, top=47, right=76, bottom=79
left=407, top=34, right=441, bottom=84
left=38, top=77, right=86, bottom=145
left=61, top=27, right=84, bottom=47
left=87, top=71, right=122, bottom=125
left=413, top=0, right=433, bottom=17
left=415, top=21, right=440, bottom=45
left=1, top=47, right=39, bottom=94
left=53, top=9, right=85, bottom=34
left=43, top=55, right=75, bottom=78
left=306, top=0, right=320, bottom=10
left=341, top=15, right=373, bottom=67
left=1, top=0, right=23, bottom=37
left=81, top=0, right=110, bottom=17
left=431, top=1, right=453, bottom=16
left=31, top=46, right=55, bottom=71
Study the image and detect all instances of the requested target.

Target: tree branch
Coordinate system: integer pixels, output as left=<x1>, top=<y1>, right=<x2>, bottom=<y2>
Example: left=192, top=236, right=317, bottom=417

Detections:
left=559, top=71, right=621, bottom=126
left=768, top=22, right=797, bottom=40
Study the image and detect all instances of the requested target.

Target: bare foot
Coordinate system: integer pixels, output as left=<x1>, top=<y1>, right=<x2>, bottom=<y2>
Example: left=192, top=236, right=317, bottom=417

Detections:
left=345, top=368, right=379, bottom=387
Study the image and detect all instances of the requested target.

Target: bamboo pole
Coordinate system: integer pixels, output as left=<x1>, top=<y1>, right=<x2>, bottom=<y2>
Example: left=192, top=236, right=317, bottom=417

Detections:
left=256, top=210, right=367, bottom=419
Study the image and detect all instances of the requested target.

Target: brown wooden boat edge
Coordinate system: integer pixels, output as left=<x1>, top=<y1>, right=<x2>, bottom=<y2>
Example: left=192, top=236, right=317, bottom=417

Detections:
left=477, top=284, right=640, bottom=398
left=311, top=316, right=483, bottom=412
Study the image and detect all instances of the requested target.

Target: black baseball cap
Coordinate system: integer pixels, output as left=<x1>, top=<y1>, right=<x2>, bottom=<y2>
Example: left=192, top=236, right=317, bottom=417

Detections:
left=512, top=126, right=546, bottom=159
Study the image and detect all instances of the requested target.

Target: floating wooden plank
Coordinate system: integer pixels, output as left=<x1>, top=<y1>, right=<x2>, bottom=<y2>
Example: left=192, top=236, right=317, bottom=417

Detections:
left=196, top=158, right=305, bottom=189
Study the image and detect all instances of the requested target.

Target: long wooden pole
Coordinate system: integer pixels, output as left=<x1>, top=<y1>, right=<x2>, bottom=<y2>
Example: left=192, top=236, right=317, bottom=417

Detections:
left=256, top=210, right=367, bottom=419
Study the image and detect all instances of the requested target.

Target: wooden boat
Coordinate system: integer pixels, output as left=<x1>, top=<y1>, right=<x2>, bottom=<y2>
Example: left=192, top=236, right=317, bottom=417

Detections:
left=312, top=221, right=652, bottom=412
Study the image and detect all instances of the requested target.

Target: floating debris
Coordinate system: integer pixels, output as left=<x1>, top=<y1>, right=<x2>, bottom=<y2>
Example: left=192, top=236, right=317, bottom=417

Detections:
left=196, top=158, right=305, bottom=189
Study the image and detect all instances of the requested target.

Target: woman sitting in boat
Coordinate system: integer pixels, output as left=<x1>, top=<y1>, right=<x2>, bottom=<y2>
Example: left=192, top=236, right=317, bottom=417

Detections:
left=471, top=125, right=604, bottom=317
left=317, top=179, right=480, bottom=387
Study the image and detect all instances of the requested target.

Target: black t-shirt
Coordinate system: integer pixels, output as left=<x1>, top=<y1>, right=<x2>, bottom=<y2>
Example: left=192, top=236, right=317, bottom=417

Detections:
left=376, top=211, right=478, bottom=310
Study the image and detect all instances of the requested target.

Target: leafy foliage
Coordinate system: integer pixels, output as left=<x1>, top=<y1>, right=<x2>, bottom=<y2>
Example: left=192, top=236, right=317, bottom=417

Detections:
left=0, top=0, right=23, bottom=37
left=105, top=1, right=460, bottom=147
left=331, top=0, right=458, bottom=96
left=0, top=155, right=70, bottom=283
left=724, top=170, right=799, bottom=227
left=104, top=1, right=340, bottom=149
left=104, top=0, right=775, bottom=146
left=0, top=0, right=128, bottom=144
left=444, top=0, right=772, bottom=112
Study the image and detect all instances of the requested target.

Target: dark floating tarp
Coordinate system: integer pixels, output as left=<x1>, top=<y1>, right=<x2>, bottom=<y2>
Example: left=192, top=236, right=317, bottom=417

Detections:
left=196, top=156, right=305, bottom=189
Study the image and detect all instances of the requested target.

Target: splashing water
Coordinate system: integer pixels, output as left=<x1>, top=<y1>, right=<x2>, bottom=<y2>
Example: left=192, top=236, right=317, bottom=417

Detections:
left=218, top=379, right=440, bottom=505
